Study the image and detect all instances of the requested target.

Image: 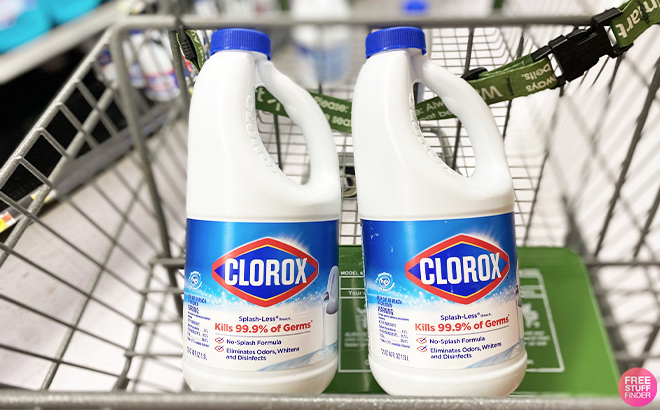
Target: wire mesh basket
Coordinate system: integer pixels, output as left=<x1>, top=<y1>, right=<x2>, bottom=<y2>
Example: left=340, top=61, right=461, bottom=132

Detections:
left=1, top=1, right=659, bottom=408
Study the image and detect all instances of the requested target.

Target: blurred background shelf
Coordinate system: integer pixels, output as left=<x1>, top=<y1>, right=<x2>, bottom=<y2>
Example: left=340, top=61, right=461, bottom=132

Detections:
left=0, top=1, right=121, bottom=85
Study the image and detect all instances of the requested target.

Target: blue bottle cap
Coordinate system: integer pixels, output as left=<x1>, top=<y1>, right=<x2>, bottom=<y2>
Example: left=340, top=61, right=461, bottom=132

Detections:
left=210, top=28, right=271, bottom=59
left=365, top=26, right=426, bottom=59
left=402, top=0, right=429, bottom=15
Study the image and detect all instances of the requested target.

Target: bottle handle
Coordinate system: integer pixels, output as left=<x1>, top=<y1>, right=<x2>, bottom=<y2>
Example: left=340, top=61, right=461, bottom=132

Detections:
left=257, top=59, right=339, bottom=189
left=411, top=54, right=510, bottom=179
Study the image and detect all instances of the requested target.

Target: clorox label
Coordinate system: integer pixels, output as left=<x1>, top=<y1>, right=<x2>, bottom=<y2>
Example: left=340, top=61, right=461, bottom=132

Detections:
left=405, top=235, right=509, bottom=304
left=212, top=238, right=319, bottom=307
left=183, top=220, right=338, bottom=372
left=362, top=213, right=524, bottom=370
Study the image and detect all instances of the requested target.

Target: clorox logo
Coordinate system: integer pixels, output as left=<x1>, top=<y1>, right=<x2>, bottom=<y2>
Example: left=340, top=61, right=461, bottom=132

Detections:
left=405, top=235, right=509, bottom=305
left=211, top=238, right=318, bottom=307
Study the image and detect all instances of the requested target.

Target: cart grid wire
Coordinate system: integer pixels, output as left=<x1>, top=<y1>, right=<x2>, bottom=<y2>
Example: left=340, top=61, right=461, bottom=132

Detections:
left=0, top=5, right=658, bottom=408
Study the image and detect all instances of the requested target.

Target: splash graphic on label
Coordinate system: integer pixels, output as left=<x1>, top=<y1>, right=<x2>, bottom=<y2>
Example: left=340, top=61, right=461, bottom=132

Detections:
left=405, top=235, right=509, bottom=304
left=212, top=238, right=319, bottom=307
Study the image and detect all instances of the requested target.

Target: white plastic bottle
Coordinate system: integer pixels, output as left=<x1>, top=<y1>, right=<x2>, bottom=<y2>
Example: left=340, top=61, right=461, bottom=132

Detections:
left=97, top=31, right=146, bottom=88
left=290, top=0, right=351, bottom=88
left=351, top=27, right=527, bottom=396
left=137, top=31, right=180, bottom=102
left=183, top=28, right=341, bottom=393
left=192, top=0, right=219, bottom=16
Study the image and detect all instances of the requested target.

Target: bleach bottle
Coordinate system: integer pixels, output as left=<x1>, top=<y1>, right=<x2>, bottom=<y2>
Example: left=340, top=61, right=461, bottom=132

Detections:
left=139, top=31, right=180, bottom=102
left=352, top=27, right=526, bottom=396
left=184, top=28, right=341, bottom=393
left=96, top=30, right=147, bottom=88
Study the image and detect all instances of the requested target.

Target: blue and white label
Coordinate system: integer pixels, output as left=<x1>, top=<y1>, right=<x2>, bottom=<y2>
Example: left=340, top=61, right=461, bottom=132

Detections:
left=184, top=219, right=339, bottom=371
left=362, top=213, right=524, bottom=370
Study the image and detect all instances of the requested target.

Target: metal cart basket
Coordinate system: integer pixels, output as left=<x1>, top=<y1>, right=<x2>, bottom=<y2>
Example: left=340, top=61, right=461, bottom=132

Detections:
left=1, top=1, right=659, bottom=408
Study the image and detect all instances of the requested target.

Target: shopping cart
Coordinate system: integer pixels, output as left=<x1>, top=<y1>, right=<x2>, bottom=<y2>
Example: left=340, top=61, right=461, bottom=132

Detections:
left=0, top=0, right=659, bottom=408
